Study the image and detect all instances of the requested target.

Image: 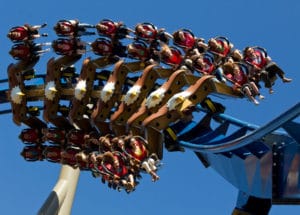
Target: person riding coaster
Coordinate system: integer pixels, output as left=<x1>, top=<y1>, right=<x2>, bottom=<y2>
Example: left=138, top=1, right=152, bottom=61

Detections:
left=134, top=22, right=158, bottom=42
left=89, top=153, right=123, bottom=190
left=74, top=151, right=97, bottom=171
left=41, top=127, right=66, bottom=144
left=19, top=128, right=44, bottom=144
left=196, top=36, right=234, bottom=65
left=53, top=19, right=95, bottom=37
left=159, top=45, right=184, bottom=68
left=192, top=52, right=216, bottom=75
left=9, top=42, right=50, bottom=61
left=60, top=145, right=82, bottom=167
left=7, top=23, right=47, bottom=42
left=208, top=36, right=232, bottom=58
left=243, top=46, right=292, bottom=94
left=51, top=38, right=87, bottom=56
left=127, top=40, right=151, bottom=61
left=96, top=19, right=133, bottom=40
left=191, top=52, right=226, bottom=82
left=172, top=28, right=196, bottom=50
left=223, top=62, right=264, bottom=105
left=43, top=145, right=62, bottom=163
left=100, top=151, right=138, bottom=192
left=91, top=37, right=113, bottom=56
left=114, top=135, right=161, bottom=182
left=20, top=145, right=45, bottom=162
left=66, top=128, right=86, bottom=148
left=91, top=37, right=127, bottom=57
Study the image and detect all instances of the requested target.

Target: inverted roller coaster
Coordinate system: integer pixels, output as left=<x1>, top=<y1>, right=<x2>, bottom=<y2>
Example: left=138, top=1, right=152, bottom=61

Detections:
left=1, top=19, right=299, bottom=215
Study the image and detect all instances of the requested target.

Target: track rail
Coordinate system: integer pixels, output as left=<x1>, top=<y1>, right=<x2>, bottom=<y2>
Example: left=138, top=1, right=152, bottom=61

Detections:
left=179, top=102, right=300, bottom=154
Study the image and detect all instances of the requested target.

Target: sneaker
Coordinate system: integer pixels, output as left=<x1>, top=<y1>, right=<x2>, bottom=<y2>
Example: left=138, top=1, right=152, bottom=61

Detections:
left=125, top=182, right=135, bottom=191
left=258, top=94, right=265, bottom=100
left=219, top=76, right=227, bottom=83
left=282, top=77, right=292, bottom=83
left=269, top=88, right=274, bottom=94
left=184, top=59, right=193, bottom=68
left=152, top=175, right=160, bottom=182
left=253, top=99, right=259, bottom=105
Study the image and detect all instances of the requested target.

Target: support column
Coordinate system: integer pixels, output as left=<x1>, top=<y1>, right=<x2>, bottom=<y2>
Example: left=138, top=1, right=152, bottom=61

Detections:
left=38, top=165, right=80, bottom=215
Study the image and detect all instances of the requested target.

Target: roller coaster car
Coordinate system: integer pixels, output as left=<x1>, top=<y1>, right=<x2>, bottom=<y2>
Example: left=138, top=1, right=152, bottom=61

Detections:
left=27, top=106, right=40, bottom=117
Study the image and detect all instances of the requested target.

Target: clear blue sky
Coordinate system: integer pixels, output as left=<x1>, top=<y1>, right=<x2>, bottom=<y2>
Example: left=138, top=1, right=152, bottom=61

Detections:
left=0, top=0, right=299, bottom=214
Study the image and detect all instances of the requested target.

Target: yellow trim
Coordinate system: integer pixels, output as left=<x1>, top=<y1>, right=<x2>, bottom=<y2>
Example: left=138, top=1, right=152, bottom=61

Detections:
left=205, top=99, right=216, bottom=113
left=166, top=127, right=177, bottom=141
left=97, top=75, right=107, bottom=80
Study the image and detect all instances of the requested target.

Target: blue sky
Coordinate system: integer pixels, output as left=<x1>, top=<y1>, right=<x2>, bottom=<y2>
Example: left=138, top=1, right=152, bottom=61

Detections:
left=0, top=0, right=299, bottom=214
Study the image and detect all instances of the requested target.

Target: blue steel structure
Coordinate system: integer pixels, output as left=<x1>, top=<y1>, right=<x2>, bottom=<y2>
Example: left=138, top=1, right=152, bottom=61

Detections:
left=175, top=103, right=300, bottom=214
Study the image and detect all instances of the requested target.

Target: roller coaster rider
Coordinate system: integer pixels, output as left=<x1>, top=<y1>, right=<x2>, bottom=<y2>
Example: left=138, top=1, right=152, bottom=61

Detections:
left=19, top=128, right=44, bottom=144
left=41, top=127, right=66, bottom=144
left=134, top=22, right=173, bottom=50
left=172, top=28, right=196, bottom=52
left=96, top=19, right=134, bottom=40
left=20, top=145, right=45, bottom=162
left=9, top=41, right=50, bottom=61
left=43, top=145, right=62, bottom=163
left=51, top=37, right=87, bottom=56
left=7, top=23, right=48, bottom=42
left=222, top=62, right=264, bottom=105
left=53, top=19, right=95, bottom=37
left=243, top=46, right=292, bottom=94
left=101, top=151, right=137, bottom=192
left=60, top=146, right=81, bottom=167
left=91, top=37, right=127, bottom=58
left=122, top=135, right=160, bottom=182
